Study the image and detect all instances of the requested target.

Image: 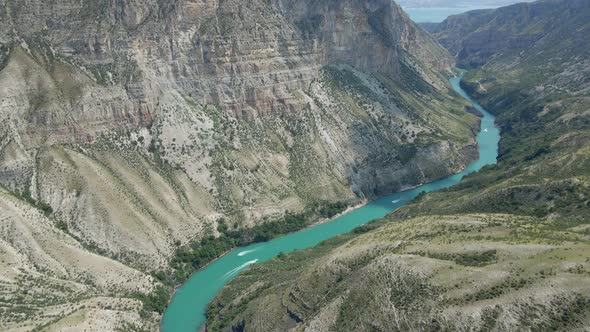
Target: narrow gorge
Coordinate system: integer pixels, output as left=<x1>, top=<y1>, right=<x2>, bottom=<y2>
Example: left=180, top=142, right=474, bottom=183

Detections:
left=0, top=0, right=480, bottom=330
left=205, top=0, right=590, bottom=330
left=167, top=72, right=500, bottom=332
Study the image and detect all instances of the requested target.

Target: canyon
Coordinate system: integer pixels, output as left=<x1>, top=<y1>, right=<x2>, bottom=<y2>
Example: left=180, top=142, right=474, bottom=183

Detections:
left=207, top=0, right=590, bottom=330
left=0, top=0, right=479, bottom=330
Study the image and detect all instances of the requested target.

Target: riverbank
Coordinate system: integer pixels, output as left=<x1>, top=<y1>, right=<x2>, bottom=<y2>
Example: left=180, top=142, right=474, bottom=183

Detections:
left=162, top=199, right=365, bottom=314
left=310, top=200, right=369, bottom=228
left=161, top=72, right=500, bottom=332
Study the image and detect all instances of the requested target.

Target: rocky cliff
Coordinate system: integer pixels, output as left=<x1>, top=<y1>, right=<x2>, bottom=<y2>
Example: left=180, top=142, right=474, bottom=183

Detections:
left=207, top=0, right=590, bottom=331
left=0, top=0, right=479, bottom=330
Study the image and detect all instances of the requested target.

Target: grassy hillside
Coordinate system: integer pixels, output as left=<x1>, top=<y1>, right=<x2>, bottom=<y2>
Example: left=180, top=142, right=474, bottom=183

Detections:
left=207, top=214, right=590, bottom=331
left=413, top=0, right=590, bottom=223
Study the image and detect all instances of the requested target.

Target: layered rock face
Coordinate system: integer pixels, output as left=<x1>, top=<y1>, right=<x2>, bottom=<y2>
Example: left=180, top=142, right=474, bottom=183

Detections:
left=0, top=1, right=478, bottom=329
left=207, top=2, right=590, bottom=331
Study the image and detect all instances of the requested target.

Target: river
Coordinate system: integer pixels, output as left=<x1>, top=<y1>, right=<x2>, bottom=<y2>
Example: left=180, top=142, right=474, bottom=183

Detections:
left=161, top=72, right=500, bottom=332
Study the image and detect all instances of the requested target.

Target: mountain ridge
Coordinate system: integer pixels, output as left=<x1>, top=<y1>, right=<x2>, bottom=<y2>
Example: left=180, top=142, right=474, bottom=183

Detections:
left=428, top=0, right=590, bottom=67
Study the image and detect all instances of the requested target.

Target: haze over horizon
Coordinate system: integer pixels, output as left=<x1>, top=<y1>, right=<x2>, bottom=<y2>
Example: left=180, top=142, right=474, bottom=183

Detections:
left=398, top=0, right=535, bottom=8
left=400, top=0, right=536, bottom=22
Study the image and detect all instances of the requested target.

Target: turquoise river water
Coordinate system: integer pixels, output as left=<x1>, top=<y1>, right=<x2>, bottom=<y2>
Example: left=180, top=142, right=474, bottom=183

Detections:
left=161, top=73, right=500, bottom=331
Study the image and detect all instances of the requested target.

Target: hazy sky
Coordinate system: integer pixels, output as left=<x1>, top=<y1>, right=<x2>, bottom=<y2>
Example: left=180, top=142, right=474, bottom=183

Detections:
left=399, top=0, right=536, bottom=22
left=398, top=0, right=535, bottom=8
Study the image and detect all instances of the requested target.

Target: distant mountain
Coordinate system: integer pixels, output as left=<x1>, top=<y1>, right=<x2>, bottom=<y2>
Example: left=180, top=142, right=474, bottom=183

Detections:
left=398, top=0, right=534, bottom=8
left=430, top=0, right=590, bottom=68
left=418, top=22, right=440, bottom=32
left=420, top=0, right=590, bottom=222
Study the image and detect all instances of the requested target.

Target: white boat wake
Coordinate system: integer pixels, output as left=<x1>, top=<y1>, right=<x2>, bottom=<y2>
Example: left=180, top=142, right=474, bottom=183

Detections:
left=237, top=249, right=257, bottom=257
left=392, top=199, right=401, bottom=204
left=223, top=259, right=259, bottom=279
